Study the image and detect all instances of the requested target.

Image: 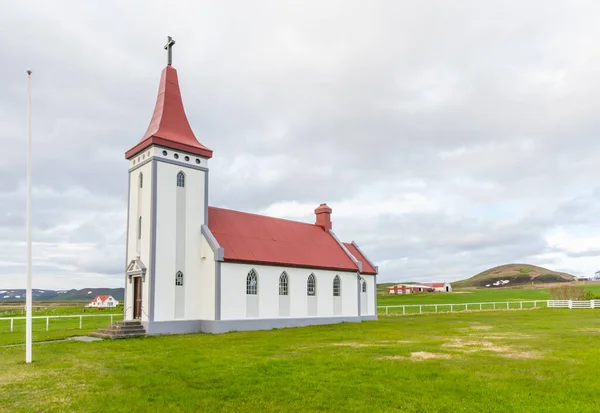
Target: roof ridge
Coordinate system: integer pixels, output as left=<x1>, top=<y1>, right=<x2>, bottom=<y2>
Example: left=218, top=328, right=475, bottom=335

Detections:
left=208, top=206, right=322, bottom=229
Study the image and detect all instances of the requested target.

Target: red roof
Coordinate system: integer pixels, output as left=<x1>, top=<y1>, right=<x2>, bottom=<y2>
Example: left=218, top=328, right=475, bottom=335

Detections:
left=344, top=243, right=377, bottom=275
left=208, top=207, right=366, bottom=273
left=92, top=295, right=111, bottom=302
left=125, top=65, right=213, bottom=159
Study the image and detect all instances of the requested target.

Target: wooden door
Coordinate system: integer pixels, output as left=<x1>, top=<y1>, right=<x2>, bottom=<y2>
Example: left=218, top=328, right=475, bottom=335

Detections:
left=133, top=277, right=142, bottom=319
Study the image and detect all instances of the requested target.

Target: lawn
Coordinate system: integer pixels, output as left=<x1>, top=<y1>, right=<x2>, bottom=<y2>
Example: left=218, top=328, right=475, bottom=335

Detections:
left=0, top=313, right=122, bottom=346
left=2, top=309, right=600, bottom=412
left=377, top=283, right=600, bottom=306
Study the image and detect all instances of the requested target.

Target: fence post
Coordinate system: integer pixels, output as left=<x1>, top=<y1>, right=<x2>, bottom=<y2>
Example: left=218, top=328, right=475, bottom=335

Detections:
left=520, top=302, right=523, bottom=309
left=450, top=304, right=453, bottom=312
left=480, top=303, right=482, bottom=311
left=435, top=305, right=438, bottom=313
left=493, top=303, right=496, bottom=310
left=79, top=315, right=83, bottom=329
left=534, top=301, right=537, bottom=308
left=46, top=317, right=49, bottom=331
left=403, top=306, right=405, bottom=315
left=419, top=305, right=422, bottom=314
left=569, top=300, right=572, bottom=309
left=10, top=318, right=13, bottom=332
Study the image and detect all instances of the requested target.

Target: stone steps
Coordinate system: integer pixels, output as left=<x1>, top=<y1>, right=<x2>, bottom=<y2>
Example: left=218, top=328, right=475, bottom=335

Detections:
left=90, top=320, right=146, bottom=339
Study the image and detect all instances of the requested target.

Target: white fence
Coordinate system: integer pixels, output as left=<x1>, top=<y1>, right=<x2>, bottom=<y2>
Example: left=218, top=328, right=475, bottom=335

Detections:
left=547, top=300, right=600, bottom=309
left=379, top=299, right=600, bottom=315
left=1, top=314, right=123, bottom=332
left=378, top=300, right=550, bottom=315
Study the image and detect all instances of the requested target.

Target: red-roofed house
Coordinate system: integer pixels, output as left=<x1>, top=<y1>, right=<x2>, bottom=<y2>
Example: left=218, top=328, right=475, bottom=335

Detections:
left=88, top=295, right=119, bottom=308
left=122, top=39, right=377, bottom=335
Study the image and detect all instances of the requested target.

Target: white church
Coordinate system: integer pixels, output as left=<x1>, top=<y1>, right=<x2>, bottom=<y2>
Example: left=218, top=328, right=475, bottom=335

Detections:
left=123, top=39, right=378, bottom=335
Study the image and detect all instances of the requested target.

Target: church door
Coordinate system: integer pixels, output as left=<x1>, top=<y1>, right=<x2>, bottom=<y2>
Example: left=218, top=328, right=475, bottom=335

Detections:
left=133, top=277, right=142, bottom=319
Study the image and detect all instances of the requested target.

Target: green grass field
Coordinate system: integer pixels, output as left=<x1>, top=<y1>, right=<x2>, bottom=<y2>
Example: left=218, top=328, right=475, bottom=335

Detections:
left=377, top=283, right=600, bottom=306
left=2, top=309, right=600, bottom=412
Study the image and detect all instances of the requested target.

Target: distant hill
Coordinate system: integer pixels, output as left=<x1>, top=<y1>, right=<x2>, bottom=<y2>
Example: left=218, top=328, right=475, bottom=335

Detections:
left=453, top=264, right=576, bottom=288
left=0, top=288, right=124, bottom=301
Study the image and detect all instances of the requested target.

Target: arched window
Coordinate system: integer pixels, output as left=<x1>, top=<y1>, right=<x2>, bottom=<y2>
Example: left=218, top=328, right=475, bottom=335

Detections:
left=307, top=274, right=316, bottom=296
left=175, top=271, right=184, bottom=286
left=246, top=269, right=258, bottom=295
left=139, top=172, right=143, bottom=188
left=362, top=279, right=367, bottom=293
left=279, top=272, right=289, bottom=296
left=177, top=171, right=185, bottom=187
left=333, top=275, right=341, bottom=297
left=137, top=217, right=142, bottom=239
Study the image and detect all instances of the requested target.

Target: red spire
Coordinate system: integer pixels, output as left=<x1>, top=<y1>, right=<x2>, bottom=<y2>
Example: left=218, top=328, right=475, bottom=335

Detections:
left=125, top=65, right=213, bottom=159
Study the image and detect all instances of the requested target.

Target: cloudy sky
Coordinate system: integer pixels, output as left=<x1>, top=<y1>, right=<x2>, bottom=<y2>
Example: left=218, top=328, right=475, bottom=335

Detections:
left=2, top=0, right=600, bottom=289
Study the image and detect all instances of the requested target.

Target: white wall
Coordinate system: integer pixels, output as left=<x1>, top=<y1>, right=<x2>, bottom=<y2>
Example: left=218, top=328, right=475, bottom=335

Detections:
left=125, top=158, right=153, bottom=321
left=194, top=233, right=216, bottom=320
left=219, top=263, right=360, bottom=320
left=153, top=156, right=207, bottom=322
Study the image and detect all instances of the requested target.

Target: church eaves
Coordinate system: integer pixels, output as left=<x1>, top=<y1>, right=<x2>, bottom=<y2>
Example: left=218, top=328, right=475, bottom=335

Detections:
left=125, top=65, right=213, bottom=159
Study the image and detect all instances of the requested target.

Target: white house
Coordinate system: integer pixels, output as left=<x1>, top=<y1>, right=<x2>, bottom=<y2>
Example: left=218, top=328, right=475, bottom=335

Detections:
left=88, top=295, right=120, bottom=308
left=423, top=282, right=452, bottom=293
left=122, top=39, right=378, bottom=335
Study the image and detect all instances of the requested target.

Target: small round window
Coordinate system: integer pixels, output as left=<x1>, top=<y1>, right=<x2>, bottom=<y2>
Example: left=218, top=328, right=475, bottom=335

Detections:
left=162, top=150, right=167, bottom=156
left=174, top=154, right=179, bottom=159
left=185, top=156, right=190, bottom=161
left=195, top=159, right=201, bottom=164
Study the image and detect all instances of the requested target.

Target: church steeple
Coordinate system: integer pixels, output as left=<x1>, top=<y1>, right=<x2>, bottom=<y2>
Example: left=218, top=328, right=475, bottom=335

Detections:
left=125, top=38, right=212, bottom=159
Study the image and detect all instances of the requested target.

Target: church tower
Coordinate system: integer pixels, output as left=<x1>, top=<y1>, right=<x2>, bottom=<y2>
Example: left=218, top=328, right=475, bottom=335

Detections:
left=124, top=37, right=213, bottom=326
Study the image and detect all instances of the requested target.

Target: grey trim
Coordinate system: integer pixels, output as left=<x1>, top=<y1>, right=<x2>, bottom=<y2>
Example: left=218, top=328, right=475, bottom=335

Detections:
left=129, top=154, right=209, bottom=174
left=148, top=160, right=158, bottom=322
left=373, top=273, right=378, bottom=320
left=360, top=315, right=378, bottom=321
left=357, top=273, right=361, bottom=316
left=201, top=225, right=224, bottom=261
left=143, top=320, right=206, bottom=335
left=143, top=316, right=365, bottom=335
left=156, top=156, right=209, bottom=172
left=351, top=241, right=378, bottom=274
left=215, top=261, right=221, bottom=320
left=329, top=230, right=362, bottom=272
left=128, top=156, right=152, bottom=173
left=124, top=171, right=131, bottom=310
left=204, top=170, right=209, bottom=225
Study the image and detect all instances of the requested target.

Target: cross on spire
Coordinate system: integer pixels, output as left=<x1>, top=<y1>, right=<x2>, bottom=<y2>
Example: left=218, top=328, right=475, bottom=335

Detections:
left=164, top=36, right=176, bottom=66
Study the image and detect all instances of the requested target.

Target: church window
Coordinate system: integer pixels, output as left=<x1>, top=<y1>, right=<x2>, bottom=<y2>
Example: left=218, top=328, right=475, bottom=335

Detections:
left=174, top=153, right=179, bottom=159
left=177, top=172, right=185, bottom=187
left=139, top=172, right=143, bottom=188
left=362, top=280, right=367, bottom=293
left=162, top=150, right=168, bottom=156
left=175, top=271, right=184, bottom=286
left=137, top=217, right=142, bottom=239
left=246, top=269, right=258, bottom=295
left=185, top=156, right=190, bottom=161
left=195, top=159, right=201, bottom=164
left=333, top=275, right=341, bottom=297
left=307, top=274, right=316, bottom=296
left=279, top=272, right=289, bottom=296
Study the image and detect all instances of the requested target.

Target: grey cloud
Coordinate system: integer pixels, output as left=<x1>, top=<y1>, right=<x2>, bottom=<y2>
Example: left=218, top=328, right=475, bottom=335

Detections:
left=2, top=1, right=600, bottom=288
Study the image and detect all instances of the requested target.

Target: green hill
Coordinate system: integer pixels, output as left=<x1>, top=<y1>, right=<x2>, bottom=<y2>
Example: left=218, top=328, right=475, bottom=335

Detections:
left=453, top=264, right=576, bottom=288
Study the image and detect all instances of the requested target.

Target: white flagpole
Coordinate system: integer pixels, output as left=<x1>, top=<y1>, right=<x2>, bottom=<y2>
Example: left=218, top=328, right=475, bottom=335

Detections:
left=26, top=69, right=32, bottom=364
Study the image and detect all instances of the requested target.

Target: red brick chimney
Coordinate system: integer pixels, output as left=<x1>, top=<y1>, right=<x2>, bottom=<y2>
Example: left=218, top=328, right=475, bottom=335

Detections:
left=314, top=203, right=332, bottom=231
